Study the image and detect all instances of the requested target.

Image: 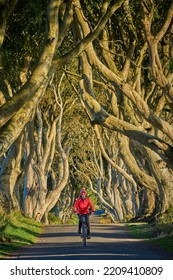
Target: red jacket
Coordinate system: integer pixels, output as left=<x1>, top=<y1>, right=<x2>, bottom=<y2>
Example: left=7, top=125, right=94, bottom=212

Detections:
left=74, top=197, right=94, bottom=214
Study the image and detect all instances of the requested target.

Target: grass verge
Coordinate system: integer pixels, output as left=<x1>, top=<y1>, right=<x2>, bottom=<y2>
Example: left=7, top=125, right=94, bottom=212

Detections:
left=127, top=222, right=173, bottom=254
left=0, top=210, right=43, bottom=259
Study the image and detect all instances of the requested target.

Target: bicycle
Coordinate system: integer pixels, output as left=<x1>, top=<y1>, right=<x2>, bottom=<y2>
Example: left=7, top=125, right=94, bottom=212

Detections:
left=79, top=214, right=89, bottom=247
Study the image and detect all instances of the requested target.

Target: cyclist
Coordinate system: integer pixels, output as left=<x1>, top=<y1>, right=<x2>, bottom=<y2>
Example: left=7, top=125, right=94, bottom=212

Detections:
left=74, top=189, right=94, bottom=239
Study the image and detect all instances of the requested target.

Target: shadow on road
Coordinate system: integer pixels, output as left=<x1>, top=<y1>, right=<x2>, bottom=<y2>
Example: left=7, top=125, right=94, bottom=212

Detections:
left=7, top=223, right=173, bottom=260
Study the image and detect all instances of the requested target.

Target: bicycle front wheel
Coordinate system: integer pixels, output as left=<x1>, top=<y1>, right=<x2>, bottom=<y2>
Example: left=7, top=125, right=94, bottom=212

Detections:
left=82, top=223, right=87, bottom=247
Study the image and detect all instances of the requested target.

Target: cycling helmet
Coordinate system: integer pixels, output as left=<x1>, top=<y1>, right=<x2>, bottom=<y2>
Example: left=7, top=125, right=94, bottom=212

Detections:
left=80, top=189, right=87, bottom=196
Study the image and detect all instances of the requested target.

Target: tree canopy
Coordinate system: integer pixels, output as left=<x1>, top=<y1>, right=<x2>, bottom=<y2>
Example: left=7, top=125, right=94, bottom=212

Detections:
left=0, top=0, right=173, bottom=223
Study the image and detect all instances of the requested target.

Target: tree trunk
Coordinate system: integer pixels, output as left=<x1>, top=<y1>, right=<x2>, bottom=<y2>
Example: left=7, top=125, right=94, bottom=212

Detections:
left=0, top=134, right=24, bottom=210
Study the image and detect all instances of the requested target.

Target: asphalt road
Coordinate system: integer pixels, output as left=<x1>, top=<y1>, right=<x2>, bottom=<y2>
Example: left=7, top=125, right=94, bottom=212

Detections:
left=8, top=216, right=173, bottom=260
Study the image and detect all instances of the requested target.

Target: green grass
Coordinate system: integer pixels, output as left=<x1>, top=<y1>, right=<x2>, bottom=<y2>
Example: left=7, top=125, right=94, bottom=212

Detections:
left=48, top=212, right=78, bottom=225
left=127, top=222, right=173, bottom=254
left=0, top=210, right=43, bottom=259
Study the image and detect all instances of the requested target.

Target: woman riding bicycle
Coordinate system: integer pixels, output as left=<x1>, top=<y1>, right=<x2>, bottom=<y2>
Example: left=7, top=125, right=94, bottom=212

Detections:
left=74, top=189, right=94, bottom=239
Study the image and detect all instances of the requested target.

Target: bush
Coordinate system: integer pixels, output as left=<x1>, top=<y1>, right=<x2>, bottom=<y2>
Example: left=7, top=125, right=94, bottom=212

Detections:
left=99, top=214, right=113, bottom=224
left=156, top=208, right=173, bottom=224
left=48, top=213, right=64, bottom=224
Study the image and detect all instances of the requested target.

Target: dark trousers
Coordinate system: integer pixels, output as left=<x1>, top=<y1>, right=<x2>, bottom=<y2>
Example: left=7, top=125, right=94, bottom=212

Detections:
left=78, top=214, right=90, bottom=235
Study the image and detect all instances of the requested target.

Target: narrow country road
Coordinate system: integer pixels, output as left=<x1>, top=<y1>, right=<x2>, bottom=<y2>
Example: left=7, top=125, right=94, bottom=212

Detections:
left=7, top=216, right=173, bottom=260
